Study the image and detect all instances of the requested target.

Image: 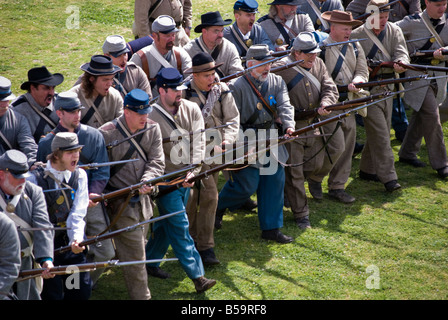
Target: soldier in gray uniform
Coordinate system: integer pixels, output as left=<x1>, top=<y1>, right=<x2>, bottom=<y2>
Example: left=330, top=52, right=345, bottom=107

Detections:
left=224, top=0, right=275, bottom=58
left=0, top=150, right=54, bottom=300
left=216, top=44, right=296, bottom=243
left=351, top=0, right=409, bottom=191
left=396, top=0, right=448, bottom=178
left=0, top=212, right=21, bottom=300
left=12, top=66, right=63, bottom=143
left=100, top=89, right=165, bottom=300
left=0, top=76, right=37, bottom=168
left=346, top=0, right=422, bottom=22
left=130, top=15, right=192, bottom=97
left=184, top=11, right=244, bottom=78
left=273, top=32, right=339, bottom=228
left=307, top=11, right=368, bottom=203
left=184, top=52, right=240, bottom=265
left=257, top=0, right=315, bottom=51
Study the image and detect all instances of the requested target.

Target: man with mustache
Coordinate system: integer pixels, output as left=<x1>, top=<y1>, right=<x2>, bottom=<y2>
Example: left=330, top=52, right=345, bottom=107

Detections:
left=215, top=44, right=296, bottom=243
left=0, top=76, right=37, bottom=168
left=145, top=68, right=216, bottom=294
left=183, top=52, right=240, bottom=265
left=273, top=32, right=339, bottom=228
left=70, top=55, right=123, bottom=129
left=130, top=15, right=192, bottom=97
left=305, top=11, right=368, bottom=204
left=0, top=149, right=54, bottom=300
left=133, top=0, right=192, bottom=47
left=12, top=66, right=63, bottom=144
left=395, top=0, right=448, bottom=178
left=184, top=11, right=244, bottom=78
left=99, top=89, right=165, bottom=300
left=29, top=132, right=91, bottom=300
left=36, top=91, right=112, bottom=287
left=223, top=0, right=275, bottom=58
left=257, top=0, right=314, bottom=51
left=350, top=0, right=409, bottom=191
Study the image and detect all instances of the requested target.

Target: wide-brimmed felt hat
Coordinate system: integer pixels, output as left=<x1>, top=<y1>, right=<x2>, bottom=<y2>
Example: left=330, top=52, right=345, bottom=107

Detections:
left=293, top=32, right=322, bottom=54
left=194, top=11, right=232, bottom=33
left=0, top=150, right=29, bottom=179
left=80, top=55, right=121, bottom=76
left=54, top=91, right=85, bottom=111
left=20, top=66, right=64, bottom=91
left=186, top=52, right=224, bottom=74
left=124, top=89, right=152, bottom=114
left=245, top=44, right=275, bottom=62
left=51, top=132, right=84, bottom=152
left=321, top=10, right=363, bottom=27
left=102, top=35, right=130, bottom=58
left=366, top=0, right=391, bottom=12
left=267, top=0, right=301, bottom=6
left=0, top=76, right=16, bottom=102
left=234, top=0, right=259, bottom=13
left=156, top=68, right=187, bottom=90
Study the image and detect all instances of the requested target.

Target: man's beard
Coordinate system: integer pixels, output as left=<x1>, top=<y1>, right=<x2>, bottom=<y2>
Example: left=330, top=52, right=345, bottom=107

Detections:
left=4, top=179, right=25, bottom=196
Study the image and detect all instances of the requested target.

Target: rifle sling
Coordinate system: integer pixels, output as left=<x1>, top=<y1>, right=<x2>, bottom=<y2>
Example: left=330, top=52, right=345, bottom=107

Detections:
left=81, top=94, right=103, bottom=125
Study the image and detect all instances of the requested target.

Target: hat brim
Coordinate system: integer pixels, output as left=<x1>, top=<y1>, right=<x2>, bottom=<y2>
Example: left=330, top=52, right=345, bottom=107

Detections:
left=194, top=19, right=233, bottom=33
left=20, top=73, right=64, bottom=90
left=59, top=144, right=84, bottom=151
left=267, top=0, right=301, bottom=5
left=186, top=62, right=224, bottom=74
left=79, top=63, right=122, bottom=76
left=0, top=92, right=16, bottom=102
left=126, top=105, right=153, bottom=115
left=109, top=48, right=131, bottom=58
left=321, top=12, right=363, bottom=27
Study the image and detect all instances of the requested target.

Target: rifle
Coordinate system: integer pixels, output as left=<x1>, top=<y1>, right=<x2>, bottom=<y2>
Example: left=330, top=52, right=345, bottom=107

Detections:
left=106, top=127, right=154, bottom=149
left=89, top=164, right=200, bottom=203
left=78, top=159, right=138, bottom=170
left=410, top=49, right=448, bottom=59
left=337, top=74, right=428, bottom=92
left=270, top=59, right=304, bottom=73
left=162, top=122, right=238, bottom=143
left=53, top=210, right=184, bottom=255
left=368, top=59, right=448, bottom=74
left=17, top=258, right=178, bottom=282
left=271, top=39, right=368, bottom=58
left=294, top=90, right=393, bottom=121
left=295, top=82, right=430, bottom=121
left=353, top=0, right=401, bottom=21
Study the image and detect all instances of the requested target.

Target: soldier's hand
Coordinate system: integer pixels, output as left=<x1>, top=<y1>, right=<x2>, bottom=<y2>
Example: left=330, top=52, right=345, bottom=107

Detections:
left=393, top=62, right=406, bottom=74
left=348, top=83, right=360, bottom=92
left=318, top=105, right=331, bottom=116
left=139, top=184, right=153, bottom=195
left=88, top=193, right=100, bottom=208
left=182, top=171, right=195, bottom=188
left=70, top=240, right=85, bottom=254
left=434, top=48, right=444, bottom=60
left=41, top=260, right=55, bottom=279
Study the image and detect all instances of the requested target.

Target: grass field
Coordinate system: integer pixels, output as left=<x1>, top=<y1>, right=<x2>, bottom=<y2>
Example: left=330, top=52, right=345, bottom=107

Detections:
left=1, top=0, right=448, bottom=303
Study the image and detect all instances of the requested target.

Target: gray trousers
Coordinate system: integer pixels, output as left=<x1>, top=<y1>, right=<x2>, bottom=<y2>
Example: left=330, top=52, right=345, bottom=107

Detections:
left=399, top=87, right=448, bottom=170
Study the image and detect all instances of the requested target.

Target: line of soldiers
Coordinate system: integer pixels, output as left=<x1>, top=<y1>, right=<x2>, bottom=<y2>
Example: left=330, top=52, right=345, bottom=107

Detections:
left=1, top=0, right=448, bottom=301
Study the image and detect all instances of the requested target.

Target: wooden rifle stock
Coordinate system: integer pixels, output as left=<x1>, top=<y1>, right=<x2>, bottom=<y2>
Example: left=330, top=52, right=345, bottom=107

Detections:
left=90, top=165, right=199, bottom=203
left=368, top=60, right=448, bottom=73
left=294, top=91, right=392, bottom=121
left=410, top=49, right=448, bottom=59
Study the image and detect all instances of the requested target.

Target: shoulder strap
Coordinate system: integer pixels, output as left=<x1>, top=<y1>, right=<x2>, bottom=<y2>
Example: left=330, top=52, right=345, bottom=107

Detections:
left=137, top=49, right=150, bottom=78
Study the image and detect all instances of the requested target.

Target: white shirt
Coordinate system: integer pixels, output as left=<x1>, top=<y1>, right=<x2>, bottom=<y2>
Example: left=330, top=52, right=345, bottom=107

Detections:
left=28, top=161, right=89, bottom=243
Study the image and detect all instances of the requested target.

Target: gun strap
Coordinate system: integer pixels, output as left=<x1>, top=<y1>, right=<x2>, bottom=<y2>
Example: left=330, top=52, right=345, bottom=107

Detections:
left=81, top=94, right=104, bottom=125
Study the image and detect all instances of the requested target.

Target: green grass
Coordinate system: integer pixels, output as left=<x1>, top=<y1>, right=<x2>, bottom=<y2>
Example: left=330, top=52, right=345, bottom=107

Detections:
left=2, top=0, right=448, bottom=302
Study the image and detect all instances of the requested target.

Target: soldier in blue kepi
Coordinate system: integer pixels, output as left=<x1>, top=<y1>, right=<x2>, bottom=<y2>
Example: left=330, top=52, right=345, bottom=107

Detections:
left=224, top=0, right=275, bottom=58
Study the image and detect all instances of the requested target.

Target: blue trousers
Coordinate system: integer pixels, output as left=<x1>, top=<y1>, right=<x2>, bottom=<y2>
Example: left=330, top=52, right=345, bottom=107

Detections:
left=145, top=186, right=204, bottom=280
left=392, top=97, right=409, bottom=133
left=217, top=165, right=285, bottom=231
